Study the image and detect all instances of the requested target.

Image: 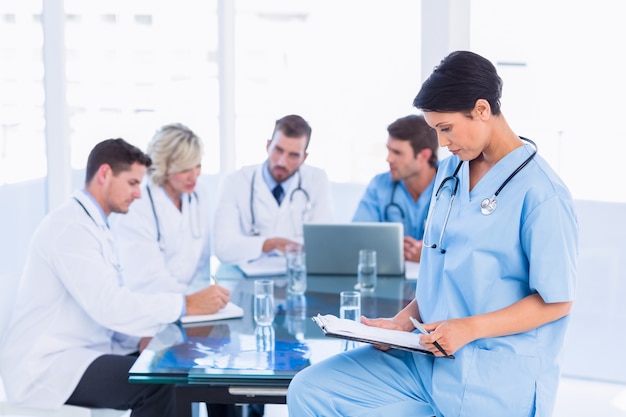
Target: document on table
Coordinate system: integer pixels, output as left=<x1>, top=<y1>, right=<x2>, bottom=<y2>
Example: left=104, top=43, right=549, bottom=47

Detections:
left=180, top=301, right=244, bottom=324
left=312, top=314, right=453, bottom=358
left=237, top=255, right=286, bottom=277
left=404, top=261, right=420, bottom=280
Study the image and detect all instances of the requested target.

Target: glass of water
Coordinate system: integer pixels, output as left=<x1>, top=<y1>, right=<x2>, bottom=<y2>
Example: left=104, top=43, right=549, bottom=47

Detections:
left=254, top=279, right=275, bottom=326
left=340, top=291, right=361, bottom=322
left=286, top=244, right=307, bottom=295
left=357, top=249, right=377, bottom=291
left=340, top=290, right=361, bottom=350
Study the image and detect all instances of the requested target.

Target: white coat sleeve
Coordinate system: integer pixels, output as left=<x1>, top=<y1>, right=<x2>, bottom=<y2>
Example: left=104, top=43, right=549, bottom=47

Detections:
left=51, top=221, right=183, bottom=336
left=213, top=171, right=267, bottom=264
left=308, top=168, right=335, bottom=223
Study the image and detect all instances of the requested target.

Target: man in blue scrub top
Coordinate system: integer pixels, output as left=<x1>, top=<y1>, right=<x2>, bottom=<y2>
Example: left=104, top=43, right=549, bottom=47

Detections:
left=352, top=114, right=438, bottom=262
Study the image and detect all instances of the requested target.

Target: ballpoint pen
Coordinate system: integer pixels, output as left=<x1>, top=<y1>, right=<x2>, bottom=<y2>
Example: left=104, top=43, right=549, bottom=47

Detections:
left=210, top=274, right=219, bottom=286
left=409, top=316, right=452, bottom=358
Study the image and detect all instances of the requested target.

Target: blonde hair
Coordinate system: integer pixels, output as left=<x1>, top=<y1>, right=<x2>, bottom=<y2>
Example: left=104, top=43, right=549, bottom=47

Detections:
left=147, top=123, right=203, bottom=186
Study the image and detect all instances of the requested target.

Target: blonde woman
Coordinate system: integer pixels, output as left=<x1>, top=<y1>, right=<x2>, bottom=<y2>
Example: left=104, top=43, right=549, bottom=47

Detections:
left=112, top=123, right=228, bottom=304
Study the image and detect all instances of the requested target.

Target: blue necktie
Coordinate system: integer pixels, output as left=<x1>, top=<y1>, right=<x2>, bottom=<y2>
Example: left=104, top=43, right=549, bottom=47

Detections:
left=272, top=184, right=284, bottom=205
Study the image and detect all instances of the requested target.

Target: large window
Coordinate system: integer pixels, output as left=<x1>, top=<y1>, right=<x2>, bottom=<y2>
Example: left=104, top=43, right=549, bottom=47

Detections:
left=470, top=0, right=626, bottom=202
left=233, top=0, right=422, bottom=182
left=0, top=1, right=46, bottom=185
left=63, top=0, right=220, bottom=177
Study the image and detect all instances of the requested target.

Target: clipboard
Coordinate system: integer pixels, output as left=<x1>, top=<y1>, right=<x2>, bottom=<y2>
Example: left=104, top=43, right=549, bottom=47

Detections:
left=312, top=314, right=454, bottom=358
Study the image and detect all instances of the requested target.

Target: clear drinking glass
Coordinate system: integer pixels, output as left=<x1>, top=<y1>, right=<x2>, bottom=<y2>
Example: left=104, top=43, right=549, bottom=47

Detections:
left=340, top=290, right=361, bottom=351
left=286, top=244, right=307, bottom=295
left=286, top=293, right=307, bottom=340
left=254, top=279, right=275, bottom=326
left=357, top=249, right=377, bottom=291
left=340, top=291, right=361, bottom=322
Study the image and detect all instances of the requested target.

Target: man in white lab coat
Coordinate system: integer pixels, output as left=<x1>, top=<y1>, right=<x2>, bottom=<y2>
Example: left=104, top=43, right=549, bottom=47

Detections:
left=214, top=114, right=334, bottom=265
left=0, top=139, right=230, bottom=416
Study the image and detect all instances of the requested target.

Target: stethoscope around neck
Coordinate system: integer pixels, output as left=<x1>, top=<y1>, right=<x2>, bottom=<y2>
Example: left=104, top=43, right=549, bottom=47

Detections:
left=73, top=196, right=122, bottom=275
left=249, top=169, right=311, bottom=236
left=146, top=184, right=201, bottom=251
left=479, top=137, right=538, bottom=216
left=384, top=181, right=405, bottom=221
left=423, top=137, right=538, bottom=253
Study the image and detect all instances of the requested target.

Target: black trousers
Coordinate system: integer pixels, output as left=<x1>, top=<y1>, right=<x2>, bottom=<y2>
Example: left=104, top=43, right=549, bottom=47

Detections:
left=66, top=353, right=175, bottom=417
left=66, top=354, right=241, bottom=417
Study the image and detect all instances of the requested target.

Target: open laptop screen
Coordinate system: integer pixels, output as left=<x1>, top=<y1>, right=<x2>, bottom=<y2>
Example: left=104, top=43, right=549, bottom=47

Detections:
left=303, top=223, right=404, bottom=276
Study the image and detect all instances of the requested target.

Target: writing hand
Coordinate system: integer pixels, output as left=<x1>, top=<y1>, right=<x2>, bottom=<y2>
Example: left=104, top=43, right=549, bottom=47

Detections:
left=419, top=318, right=472, bottom=357
left=186, top=285, right=231, bottom=315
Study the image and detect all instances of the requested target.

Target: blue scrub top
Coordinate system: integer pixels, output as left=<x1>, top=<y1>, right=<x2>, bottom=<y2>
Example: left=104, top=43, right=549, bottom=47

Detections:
left=352, top=172, right=435, bottom=240
left=417, top=143, right=579, bottom=417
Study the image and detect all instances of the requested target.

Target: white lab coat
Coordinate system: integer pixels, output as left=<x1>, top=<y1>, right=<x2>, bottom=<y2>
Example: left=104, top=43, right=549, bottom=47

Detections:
left=110, top=176, right=212, bottom=293
left=0, top=190, right=184, bottom=409
left=213, top=164, right=334, bottom=264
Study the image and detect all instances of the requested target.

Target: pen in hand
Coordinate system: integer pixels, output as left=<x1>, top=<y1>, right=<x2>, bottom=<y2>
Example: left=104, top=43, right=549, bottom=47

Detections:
left=409, top=316, right=451, bottom=358
left=210, top=274, right=219, bottom=286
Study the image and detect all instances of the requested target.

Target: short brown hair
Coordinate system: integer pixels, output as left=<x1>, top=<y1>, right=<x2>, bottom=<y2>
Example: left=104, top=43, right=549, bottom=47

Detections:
left=271, top=114, right=312, bottom=150
left=387, top=115, right=438, bottom=168
left=85, top=138, right=151, bottom=184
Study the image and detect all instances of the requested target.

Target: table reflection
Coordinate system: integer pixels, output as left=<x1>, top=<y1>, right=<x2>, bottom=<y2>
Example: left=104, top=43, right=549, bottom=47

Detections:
left=133, top=275, right=414, bottom=382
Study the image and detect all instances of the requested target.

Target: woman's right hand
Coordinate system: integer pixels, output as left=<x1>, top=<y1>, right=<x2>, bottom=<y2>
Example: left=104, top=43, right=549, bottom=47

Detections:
left=185, top=285, right=231, bottom=315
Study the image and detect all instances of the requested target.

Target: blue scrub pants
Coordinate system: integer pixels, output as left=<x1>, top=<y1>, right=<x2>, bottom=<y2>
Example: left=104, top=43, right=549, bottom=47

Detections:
left=287, top=345, right=439, bottom=417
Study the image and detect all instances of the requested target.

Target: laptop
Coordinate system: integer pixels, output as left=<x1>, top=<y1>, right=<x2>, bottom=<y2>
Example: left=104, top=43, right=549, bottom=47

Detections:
left=303, top=223, right=405, bottom=276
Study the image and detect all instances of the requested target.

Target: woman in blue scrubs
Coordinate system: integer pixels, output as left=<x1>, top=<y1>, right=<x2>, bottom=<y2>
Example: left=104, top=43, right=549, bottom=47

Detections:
left=287, top=51, right=578, bottom=417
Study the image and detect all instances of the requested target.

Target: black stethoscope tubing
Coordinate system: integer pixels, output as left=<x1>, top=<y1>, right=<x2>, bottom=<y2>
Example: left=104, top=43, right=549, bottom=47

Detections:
left=479, top=137, right=537, bottom=215
left=249, top=169, right=310, bottom=236
left=384, top=181, right=406, bottom=221
left=73, top=196, right=99, bottom=227
left=435, top=136, right=537, bottom=204
left=146, top=184, right=200, bottom=251
left=73, top=196, right=121, bottom=272
left=425, top=137, right=537, bottom=253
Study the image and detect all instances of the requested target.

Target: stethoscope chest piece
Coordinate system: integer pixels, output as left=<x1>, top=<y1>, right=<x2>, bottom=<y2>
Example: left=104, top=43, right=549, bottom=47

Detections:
left=480, top=196, right=497, bottom=215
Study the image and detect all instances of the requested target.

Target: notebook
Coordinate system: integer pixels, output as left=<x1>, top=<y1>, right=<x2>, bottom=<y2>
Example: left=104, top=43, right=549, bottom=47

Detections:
left=303, top=223, right=405, bottom=276
left=237, top=255, right=286, bottom=277
left=179, top=301, right=244, bottom=324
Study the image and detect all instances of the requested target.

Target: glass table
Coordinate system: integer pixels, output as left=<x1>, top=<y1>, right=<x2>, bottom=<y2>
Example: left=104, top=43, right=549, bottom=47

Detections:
left=129, top=265, right=415, bottom=416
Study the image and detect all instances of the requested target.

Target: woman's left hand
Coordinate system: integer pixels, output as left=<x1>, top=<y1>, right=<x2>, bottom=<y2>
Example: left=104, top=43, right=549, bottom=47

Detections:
left=361, top=315, right=415, bottom=351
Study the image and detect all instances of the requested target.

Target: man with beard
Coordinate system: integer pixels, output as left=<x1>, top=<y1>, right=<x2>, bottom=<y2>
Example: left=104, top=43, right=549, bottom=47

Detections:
left=352, top=114, right=438, bottom=262
left=214, top=114, right=334, bottom=265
